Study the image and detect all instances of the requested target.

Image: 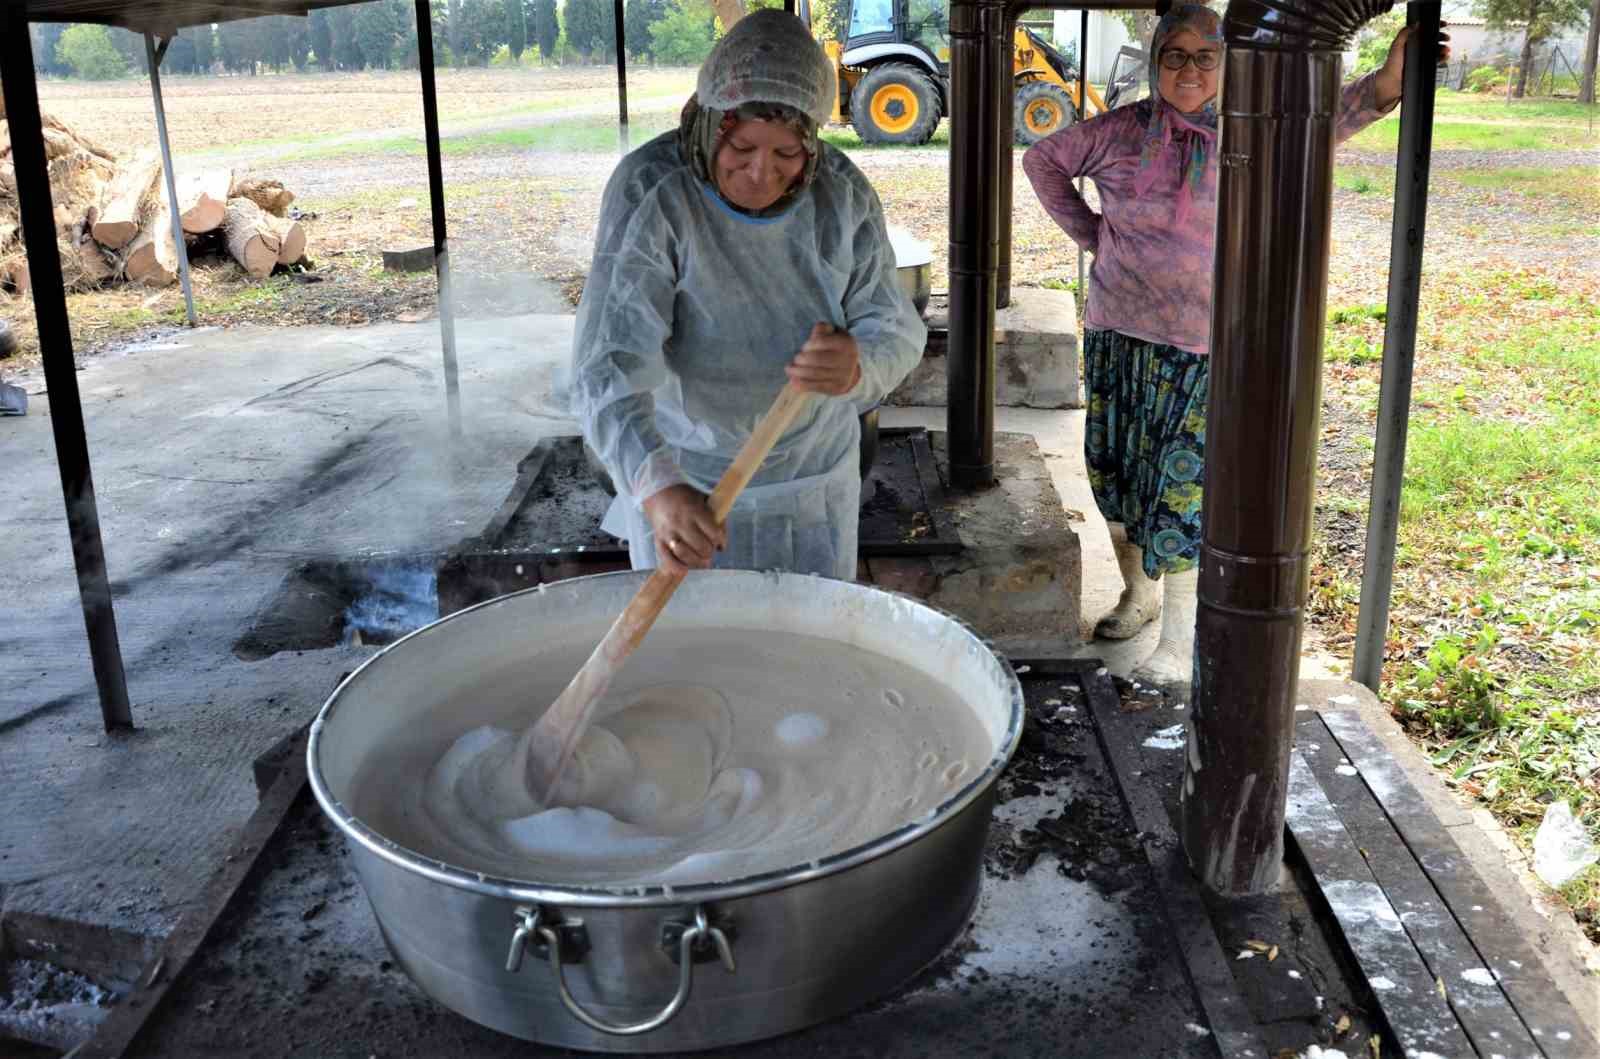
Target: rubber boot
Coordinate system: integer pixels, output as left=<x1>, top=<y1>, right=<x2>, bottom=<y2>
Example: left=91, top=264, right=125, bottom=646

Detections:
left=1131, top=568, right=1199, bottom=687
left=1094, top=523, right=1162, bottom=640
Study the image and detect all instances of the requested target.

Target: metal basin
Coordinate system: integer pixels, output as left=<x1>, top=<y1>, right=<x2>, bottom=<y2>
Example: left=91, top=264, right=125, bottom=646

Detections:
left=309, top=570, right=1022, bottom=1052
left=896, top=260, right=932, bottom=316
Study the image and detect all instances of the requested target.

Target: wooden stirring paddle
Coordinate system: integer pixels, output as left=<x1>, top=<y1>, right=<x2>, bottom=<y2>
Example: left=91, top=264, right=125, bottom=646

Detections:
left=513, top=381, right=814, bottom=804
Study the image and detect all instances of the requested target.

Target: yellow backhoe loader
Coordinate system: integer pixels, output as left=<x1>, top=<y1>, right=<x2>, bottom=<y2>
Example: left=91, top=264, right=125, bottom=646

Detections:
left=797, top=0, right=1144, bottom=146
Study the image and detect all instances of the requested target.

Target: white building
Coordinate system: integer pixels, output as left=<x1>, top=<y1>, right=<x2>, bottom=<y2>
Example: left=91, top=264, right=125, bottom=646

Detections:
left=1048, top=11, right=1137, bottom=85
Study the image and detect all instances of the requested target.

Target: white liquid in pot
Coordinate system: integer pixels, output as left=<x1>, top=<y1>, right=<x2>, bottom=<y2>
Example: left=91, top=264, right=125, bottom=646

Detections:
left=352, top=628, right=995, bottom=887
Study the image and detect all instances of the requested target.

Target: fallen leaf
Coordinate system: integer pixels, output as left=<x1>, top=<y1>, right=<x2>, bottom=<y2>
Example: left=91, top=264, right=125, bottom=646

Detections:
left=1245, top=939, right=1272, bottom=953
left=1335, top=1013, right=1352, bottom=1035
left=1267, top=945, right=1280, bottom=962
left=1436, top=976, right=1447, bottom=999
left=1368, top=1033, right=1383, bottom=1058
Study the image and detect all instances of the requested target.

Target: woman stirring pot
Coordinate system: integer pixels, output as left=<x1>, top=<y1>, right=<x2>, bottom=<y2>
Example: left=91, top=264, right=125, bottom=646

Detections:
left=1024, top=5, right=1445, bottom=684
left=572, top=10, right=926, bottom=582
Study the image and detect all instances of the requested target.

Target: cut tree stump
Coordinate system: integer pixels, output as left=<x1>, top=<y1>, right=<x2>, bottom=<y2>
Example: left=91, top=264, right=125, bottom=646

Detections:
left=177, top=168, right=232, bottom=234
left=92, top=149, right=160, bottom=249
left=124, top=205, right=179, bottom=287
left=229, top=177, right=294, bottom=217
left=269, top=214, right=306, bottom=266
left=224, top=196, right=281, bottom=279
left=71, top=218, right=115, bottom=288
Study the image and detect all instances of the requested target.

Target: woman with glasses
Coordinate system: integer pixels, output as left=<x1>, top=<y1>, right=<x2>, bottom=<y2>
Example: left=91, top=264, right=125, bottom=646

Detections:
left=1022, top=3, right=1443, bottom=685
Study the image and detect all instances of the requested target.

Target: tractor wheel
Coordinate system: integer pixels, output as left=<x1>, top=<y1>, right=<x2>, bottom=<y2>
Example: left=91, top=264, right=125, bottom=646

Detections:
left=854, top=64, right=942, bottom=146
left=1014, top=81, right=1078, bottom=146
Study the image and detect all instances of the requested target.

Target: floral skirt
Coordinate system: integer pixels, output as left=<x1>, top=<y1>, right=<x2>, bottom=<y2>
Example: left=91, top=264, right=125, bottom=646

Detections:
left=1082, top=329, right=1209, bottom=578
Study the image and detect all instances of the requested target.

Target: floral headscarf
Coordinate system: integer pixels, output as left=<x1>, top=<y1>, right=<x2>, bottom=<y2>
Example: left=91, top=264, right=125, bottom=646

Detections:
left=1134, top=3, right=1223, bottom=225
left=677, top=94, right=822, bottom=218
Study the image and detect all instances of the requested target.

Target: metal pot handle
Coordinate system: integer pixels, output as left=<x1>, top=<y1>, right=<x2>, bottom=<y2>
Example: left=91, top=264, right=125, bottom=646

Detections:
left=508, top=905, right=736, bottom=1037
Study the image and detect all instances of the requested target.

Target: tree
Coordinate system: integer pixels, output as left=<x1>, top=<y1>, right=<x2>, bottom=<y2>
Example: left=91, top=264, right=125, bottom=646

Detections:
left=310, top=10, right=336, bottom=69
left=285, top=16, right=312, bottom=69
left=650, top=0, right=716, bottom=65
left=194, top=23, right=217, bottom=71
left=1475, top=0, right=1590, bottom=97
left=1352, top=9, right=1405, bottom=76
left=55, top=24, right=127, bottom=80
left=448, top=0, right=464, bottom=62
left=624, top=0, right=668, bottom=59
left=31, top=25, right=70, bottom=76
left=353, top=0, right=412, bottom=68
left=807, top=0, right=848, bottom=43
left=533, top=0, right=561, bottom=60
left=261, top=17, right=293, bottom=71
left=330, top=7, right=365, bottom=69
left=165, top=29, right=198, bottom=73
left=508, top=0, right=529, bottom=60
left=1580, top=0, right=1598, bottom=103
left=564, top=0, right=612, bottom=60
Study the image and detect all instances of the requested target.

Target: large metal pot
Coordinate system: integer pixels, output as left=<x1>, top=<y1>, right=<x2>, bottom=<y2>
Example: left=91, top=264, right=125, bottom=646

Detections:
left=309, top=570, right=1022, bottom=1052
left=887, top=223, right=933, bottom=316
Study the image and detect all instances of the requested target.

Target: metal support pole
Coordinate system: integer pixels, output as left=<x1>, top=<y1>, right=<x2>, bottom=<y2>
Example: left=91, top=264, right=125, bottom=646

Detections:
left=946, top=0, right=1005, bottom=489
left=0, top=13, right=133, bottom=732
left=997, top=10, right=1015, bottom=311
left=1181, top=0, right=1392, bottom=896
left=1354, top=2, right=1440, bottom=692
left=1076, top=9, right=1087, bottom=306
left=414, top=0, right=463, bottom=439
left=613, top=0, right=631, bottom=154
left=145, top=33, right=198, bottom=328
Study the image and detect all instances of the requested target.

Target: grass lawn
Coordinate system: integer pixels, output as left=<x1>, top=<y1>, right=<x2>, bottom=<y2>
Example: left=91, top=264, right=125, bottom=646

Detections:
left=1344, top=88, right=1600, bottom=152
left=1316, top=264, right=1600, bottom=940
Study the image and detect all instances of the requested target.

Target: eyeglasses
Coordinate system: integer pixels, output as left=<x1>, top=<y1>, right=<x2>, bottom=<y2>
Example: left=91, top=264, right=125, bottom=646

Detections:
left=1159, top=48, right=1221, bottom=72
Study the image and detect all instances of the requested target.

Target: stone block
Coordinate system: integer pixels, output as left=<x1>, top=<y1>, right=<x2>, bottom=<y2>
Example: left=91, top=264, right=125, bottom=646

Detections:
left=887, top=287, right=1081, bottom=410
left=893, top=431, right=1082, bottom=646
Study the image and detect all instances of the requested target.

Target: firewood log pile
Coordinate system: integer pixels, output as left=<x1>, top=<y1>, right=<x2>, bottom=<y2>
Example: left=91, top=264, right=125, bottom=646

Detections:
left=1, top=98, right=307, bottom=296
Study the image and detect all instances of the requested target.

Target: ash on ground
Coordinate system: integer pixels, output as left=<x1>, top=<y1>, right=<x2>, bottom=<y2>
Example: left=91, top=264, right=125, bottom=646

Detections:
left=985, top=677, right=1143, bottom=897
left=1, top=957, right=117, bottom=1051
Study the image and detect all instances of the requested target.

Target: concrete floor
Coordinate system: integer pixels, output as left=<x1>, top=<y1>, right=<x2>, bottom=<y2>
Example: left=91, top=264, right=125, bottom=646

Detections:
left=1, top=316, right=572, bottom=975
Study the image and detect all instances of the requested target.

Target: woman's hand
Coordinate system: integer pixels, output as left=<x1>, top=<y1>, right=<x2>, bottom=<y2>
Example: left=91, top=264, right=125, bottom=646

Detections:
left=786, top=323, right=862, bottom=396
left=642, top=484, right=726, bottom=574
left=1375, top=25, right=1452, bottom=110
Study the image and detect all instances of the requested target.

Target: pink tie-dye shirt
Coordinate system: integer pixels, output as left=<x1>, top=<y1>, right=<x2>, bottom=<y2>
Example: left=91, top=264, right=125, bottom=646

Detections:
left=1022, top=73, right=1396, bottom=356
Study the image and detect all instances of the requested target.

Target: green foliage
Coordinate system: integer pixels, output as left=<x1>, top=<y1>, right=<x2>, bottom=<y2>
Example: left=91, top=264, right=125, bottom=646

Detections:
left=649, top=0, right=717, bottom=66
left=808, top=0, right=849, bottom=42
left=508, top=0, right=529, bottom=58
left=564, top=0, right=617, bottom=61
left=1351, top=9, right=1404, bottom=77
left=309, top=10, right=336, bottom=69
left=55, top=24, right=127, bottom=80
left=624, top=0, right=669, bottom=60
left=1465, top=64, right=1509, bottom=93
left=353, top=0, right=413, bottom=69
left=454, top=0, right=510, bottom=63
left=1473, top=0, right=1591, bottom=45
left=533, top=0, right=561, bottom=61
left=30, top=24, right=69, bottom=77
left=192, top=24, right=216, bottom=70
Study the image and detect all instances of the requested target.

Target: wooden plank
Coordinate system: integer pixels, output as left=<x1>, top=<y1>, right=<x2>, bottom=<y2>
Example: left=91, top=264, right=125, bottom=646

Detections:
left=1319, top=711, right=1600, bottom=1058
left=1285, top=753, right=1475, bottom=1058
left=75, top=728, right=310, bottom=1059
left=1082, top=666, right=1260, bottom=1058
left=1297, top=715, right=1543, bottom=1057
